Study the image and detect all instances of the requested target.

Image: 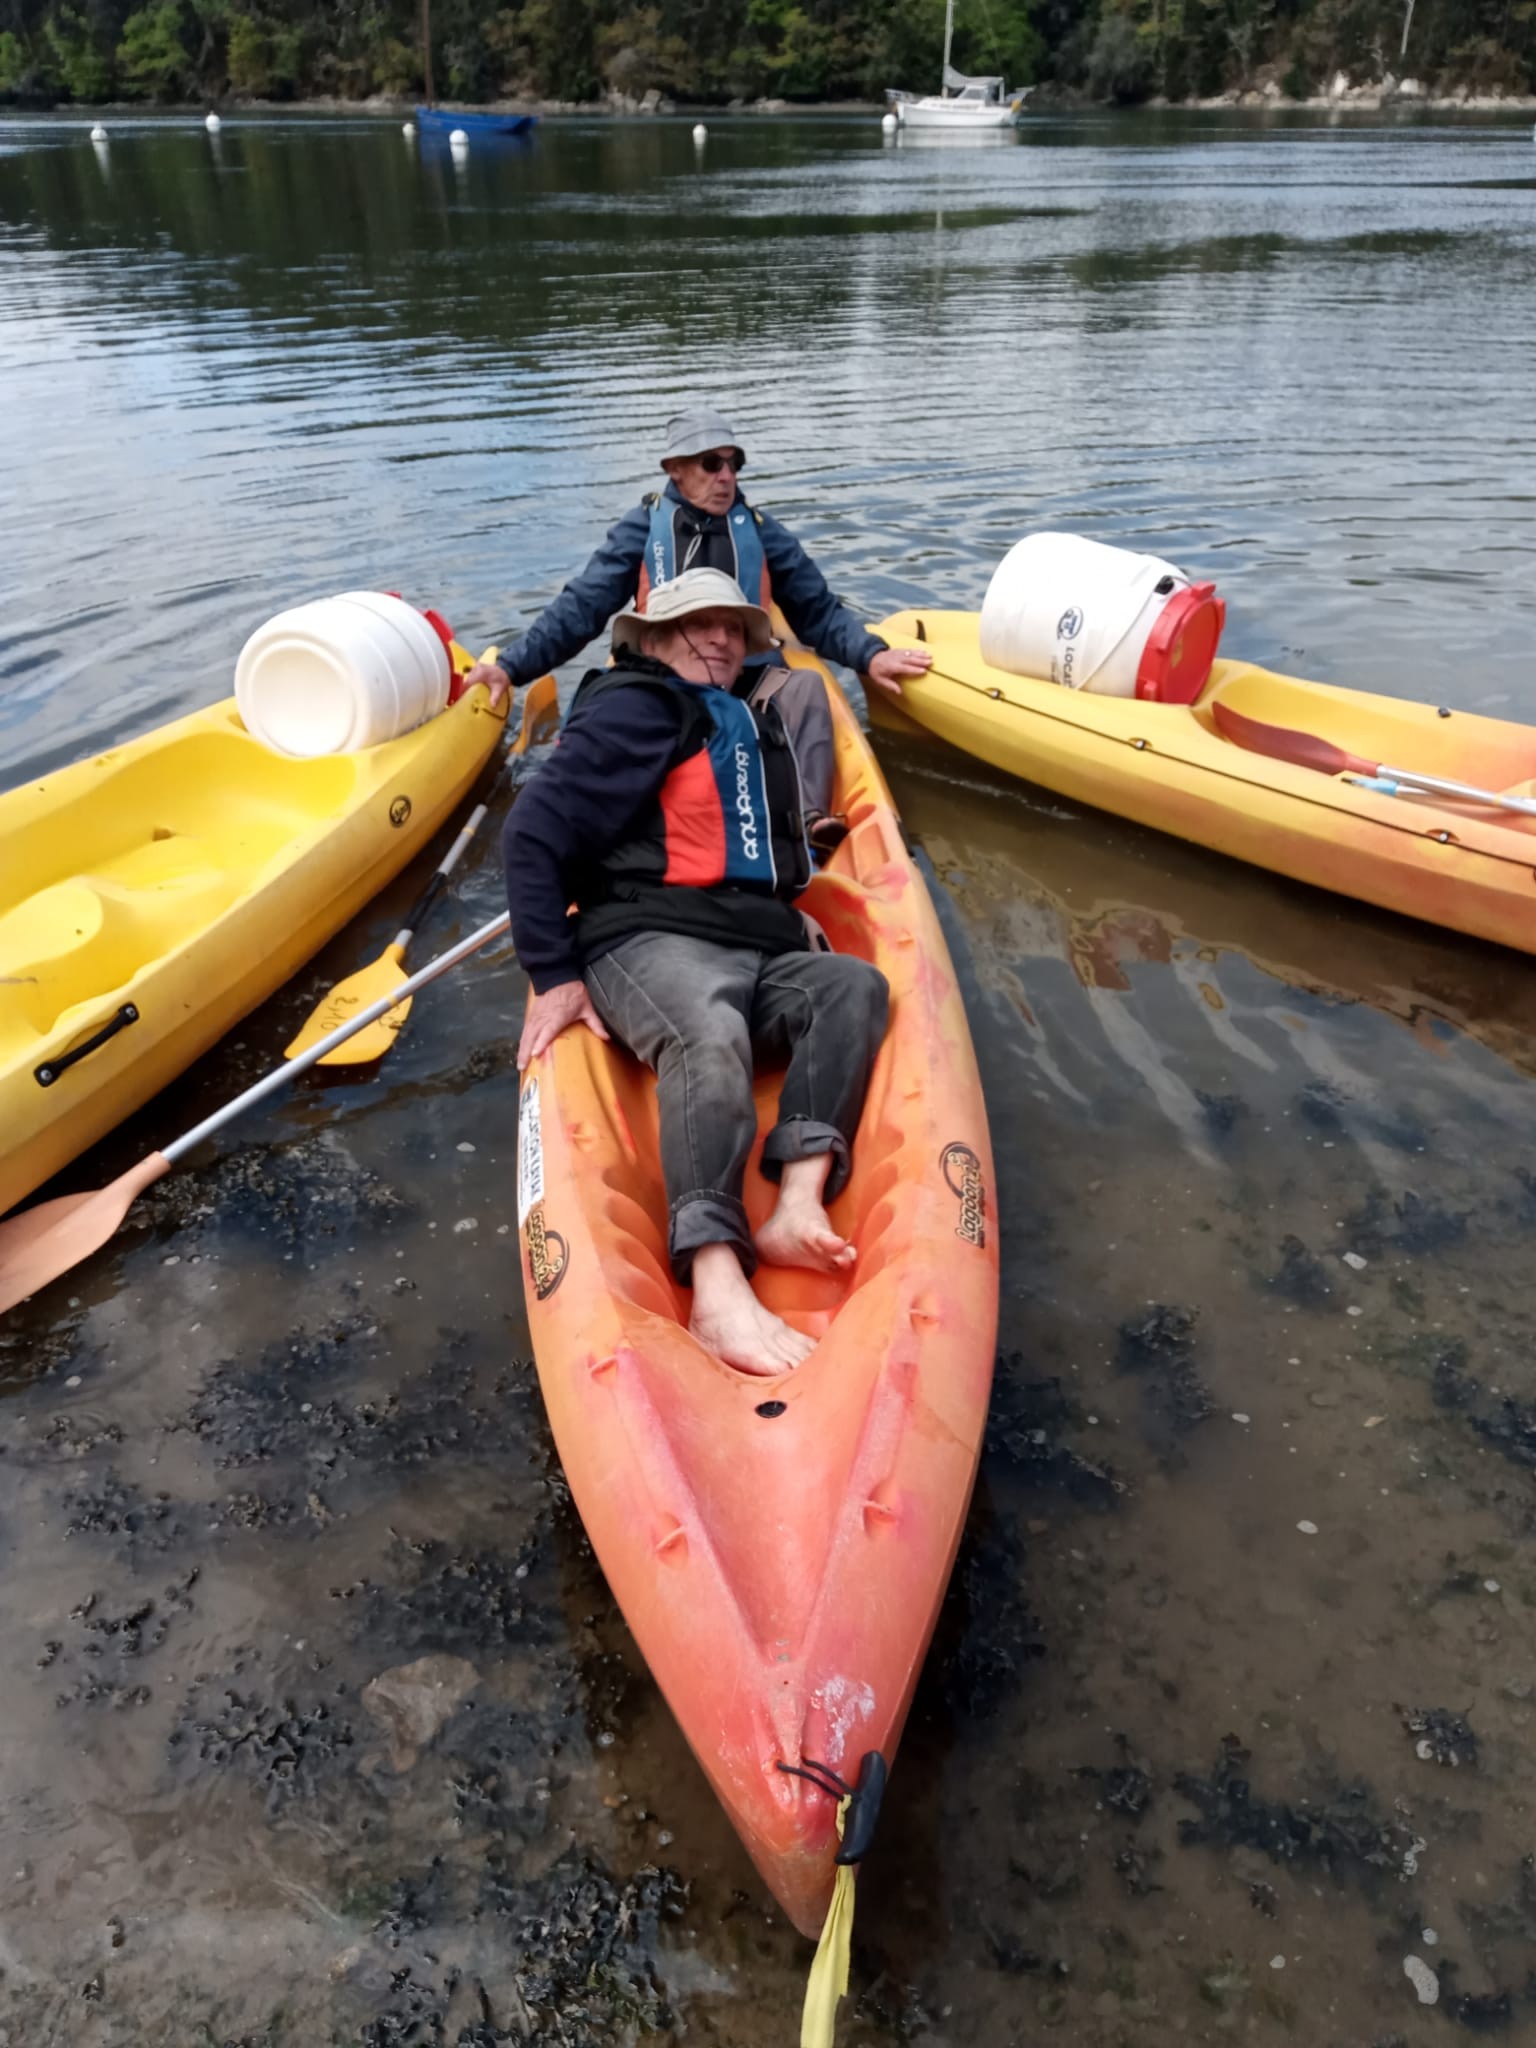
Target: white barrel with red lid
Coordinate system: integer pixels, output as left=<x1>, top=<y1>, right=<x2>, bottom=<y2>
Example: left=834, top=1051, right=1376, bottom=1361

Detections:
left=235, top=592, right=456, bottom=756
left=979, top=533, right=1224, bottom=703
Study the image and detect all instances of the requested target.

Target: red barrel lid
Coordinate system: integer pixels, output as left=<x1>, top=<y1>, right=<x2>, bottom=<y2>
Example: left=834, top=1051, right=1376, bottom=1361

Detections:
left=1135, top=583, right=1225, bottom=704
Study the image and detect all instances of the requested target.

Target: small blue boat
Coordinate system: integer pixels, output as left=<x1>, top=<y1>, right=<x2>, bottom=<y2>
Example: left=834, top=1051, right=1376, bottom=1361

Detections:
left=414, top=105, right=537, bottom=138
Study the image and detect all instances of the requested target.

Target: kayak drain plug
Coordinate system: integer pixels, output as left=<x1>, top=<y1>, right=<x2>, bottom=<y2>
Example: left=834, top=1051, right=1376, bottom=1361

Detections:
left=755, top=1400, right=788, bottom=1418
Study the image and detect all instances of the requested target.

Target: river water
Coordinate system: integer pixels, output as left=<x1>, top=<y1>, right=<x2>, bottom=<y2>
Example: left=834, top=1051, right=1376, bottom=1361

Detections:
left=3, top=107, right=1536, bottom=2045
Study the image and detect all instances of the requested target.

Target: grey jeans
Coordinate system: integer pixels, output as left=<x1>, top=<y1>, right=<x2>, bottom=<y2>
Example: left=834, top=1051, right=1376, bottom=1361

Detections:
left=584, top=932, right=889, bottom=1283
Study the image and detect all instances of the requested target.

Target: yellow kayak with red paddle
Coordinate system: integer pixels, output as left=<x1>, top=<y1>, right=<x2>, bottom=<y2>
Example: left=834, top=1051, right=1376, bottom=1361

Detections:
left=871, top=608, right=1536, bottom=956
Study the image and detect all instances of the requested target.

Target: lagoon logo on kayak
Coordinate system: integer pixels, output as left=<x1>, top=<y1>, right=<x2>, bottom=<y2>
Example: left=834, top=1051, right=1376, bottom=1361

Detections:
left=525, top=1205, right=569, bottom=1301
left=389, top=795, right=412, bottom=828
left=940, top=1141, right=986, bottom=1250
left=1056, top=607, right=1083, bottom=640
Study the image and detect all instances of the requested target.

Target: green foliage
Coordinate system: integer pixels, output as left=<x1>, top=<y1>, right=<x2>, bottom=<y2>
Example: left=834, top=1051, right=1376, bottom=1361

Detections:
left=2, top=0, right=1527, bottom=105
left=1281, top=54, right=1311, bottom=92
left=118, top=2, right=193, bottom=96
left=45, top=4, right=116, bottom=98
left=226, top=12, right=270, bottom=91
left=1086, top=6, right=1152, bottom=96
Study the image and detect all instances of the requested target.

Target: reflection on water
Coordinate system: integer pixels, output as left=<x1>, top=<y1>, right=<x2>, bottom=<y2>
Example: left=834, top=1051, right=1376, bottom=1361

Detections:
left=3, top=108, right=1536, bottom=2042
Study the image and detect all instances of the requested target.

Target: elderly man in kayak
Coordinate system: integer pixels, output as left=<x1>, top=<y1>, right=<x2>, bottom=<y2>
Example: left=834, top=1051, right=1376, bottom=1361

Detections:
left=504, top=568, right=889, bottom=1378
left=464, top=403, right=931, bottom=713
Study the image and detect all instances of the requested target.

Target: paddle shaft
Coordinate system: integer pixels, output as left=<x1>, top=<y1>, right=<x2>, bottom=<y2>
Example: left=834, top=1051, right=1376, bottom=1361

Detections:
left=1372, top=762, right=1536, bottom=820
left=389, top=755, right=513, bottom=950
left=163, top=911, right=511, bottom=1166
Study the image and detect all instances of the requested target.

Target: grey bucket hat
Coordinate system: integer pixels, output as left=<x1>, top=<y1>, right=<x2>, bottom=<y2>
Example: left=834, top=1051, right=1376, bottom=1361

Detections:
left=612, top=569, right=774, bottom=656
left=660, top=405, right=746, bottom=466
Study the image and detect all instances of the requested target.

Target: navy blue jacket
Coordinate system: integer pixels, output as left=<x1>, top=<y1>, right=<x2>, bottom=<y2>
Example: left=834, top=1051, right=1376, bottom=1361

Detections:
left=496, top=481, right=887, bottom=687
left=504, top=658, right=805, bottom=990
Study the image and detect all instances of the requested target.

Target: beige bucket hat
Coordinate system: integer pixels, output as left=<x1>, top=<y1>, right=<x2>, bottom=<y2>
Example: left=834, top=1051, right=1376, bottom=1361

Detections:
left=612, top=568, right=774, bottom=656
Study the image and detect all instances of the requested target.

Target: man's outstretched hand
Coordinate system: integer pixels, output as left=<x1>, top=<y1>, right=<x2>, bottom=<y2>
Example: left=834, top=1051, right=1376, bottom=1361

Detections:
left=865, top=646, right=933, bottom=696
left=518, top=980, right=610, bottom=1071
left=464, top=661, right=512, bottom=710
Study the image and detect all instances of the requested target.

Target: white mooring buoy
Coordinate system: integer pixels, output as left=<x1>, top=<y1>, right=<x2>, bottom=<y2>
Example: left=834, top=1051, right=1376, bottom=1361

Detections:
left=881, top=111, right=897, bottom=135
left=205, top=112, right=222, bottom=132
left=449, top=127, right=469, bottom=145
left=402, top=121, right=416, bottom=137
left=91, top=124, right=108, bottom=142
left=692, top=123, right=708, bottom=145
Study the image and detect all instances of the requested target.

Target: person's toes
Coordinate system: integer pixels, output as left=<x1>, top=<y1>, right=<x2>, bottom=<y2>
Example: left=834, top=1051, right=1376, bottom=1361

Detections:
left=813, top=1228, right=854, bottom=1263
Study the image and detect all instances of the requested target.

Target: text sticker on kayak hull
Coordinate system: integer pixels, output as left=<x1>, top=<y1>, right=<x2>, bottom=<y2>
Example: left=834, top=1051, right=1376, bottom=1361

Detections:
left=518, top=1078, right=544, bottom=1228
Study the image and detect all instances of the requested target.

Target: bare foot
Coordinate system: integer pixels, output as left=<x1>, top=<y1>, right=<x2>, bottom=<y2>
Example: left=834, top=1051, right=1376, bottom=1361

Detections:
left=756, top=1154, right=855, bottom=1274
left=755, top=1201, right=856, bottom=1275
left=689, top=1244, right=816, bottom=1377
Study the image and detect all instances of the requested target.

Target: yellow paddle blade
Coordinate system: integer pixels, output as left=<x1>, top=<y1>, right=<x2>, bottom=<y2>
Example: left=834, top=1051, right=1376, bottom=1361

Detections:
left=516, top=668, right=560, bottom=746
left=284, top=669, right=557, bottom=1068
left=284, top=943, right=409, bottom=1065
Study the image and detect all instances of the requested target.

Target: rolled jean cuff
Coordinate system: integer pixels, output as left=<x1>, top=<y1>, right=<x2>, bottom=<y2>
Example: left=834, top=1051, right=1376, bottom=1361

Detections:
left=760, top=1118, right=851, bottom=1200
left=669, top=1190, right=756, bottom=1286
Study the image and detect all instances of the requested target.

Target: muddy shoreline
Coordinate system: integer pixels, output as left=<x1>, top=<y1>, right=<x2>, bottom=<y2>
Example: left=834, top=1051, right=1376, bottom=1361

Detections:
left=5, top=731, right=1536, bottom=2043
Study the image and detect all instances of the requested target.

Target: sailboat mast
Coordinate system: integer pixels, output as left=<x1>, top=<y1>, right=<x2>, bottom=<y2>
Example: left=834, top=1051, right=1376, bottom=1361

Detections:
left=420, top=0, right=435, bottom=105
left=941, top=0, right=955, bottom=95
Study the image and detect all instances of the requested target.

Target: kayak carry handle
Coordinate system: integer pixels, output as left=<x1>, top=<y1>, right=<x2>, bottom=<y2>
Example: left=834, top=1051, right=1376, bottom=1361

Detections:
left=35, top=1003, right=140, bottom=1088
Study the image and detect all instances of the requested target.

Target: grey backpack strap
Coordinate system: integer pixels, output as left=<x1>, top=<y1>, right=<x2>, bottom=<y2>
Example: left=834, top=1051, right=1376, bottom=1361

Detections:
left=747, top=664, right=796, bottom=709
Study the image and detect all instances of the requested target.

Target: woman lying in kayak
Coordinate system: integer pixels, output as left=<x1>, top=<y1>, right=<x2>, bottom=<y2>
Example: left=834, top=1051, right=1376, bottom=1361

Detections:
left=502, top=569, right=889, bottom=1377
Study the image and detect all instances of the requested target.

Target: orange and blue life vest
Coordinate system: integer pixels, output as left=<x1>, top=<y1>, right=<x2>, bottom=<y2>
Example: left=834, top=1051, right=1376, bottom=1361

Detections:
left=570, top=660, right=811, bottom=960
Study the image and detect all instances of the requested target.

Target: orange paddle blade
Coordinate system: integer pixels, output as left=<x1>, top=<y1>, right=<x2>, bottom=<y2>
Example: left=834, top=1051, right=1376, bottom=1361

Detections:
left=1212, top=702, right=1374, bottom=779
left=0, top=1153, right=171, bottom=1315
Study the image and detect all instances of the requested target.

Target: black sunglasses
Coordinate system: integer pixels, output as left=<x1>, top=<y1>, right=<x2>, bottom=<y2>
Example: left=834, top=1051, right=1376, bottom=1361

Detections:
left=696, top=450, right=745, bottom=474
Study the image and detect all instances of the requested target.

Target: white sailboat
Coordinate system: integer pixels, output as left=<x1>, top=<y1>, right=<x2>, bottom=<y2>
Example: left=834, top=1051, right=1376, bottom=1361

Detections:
left=887, top=0, right=1030, bottom=131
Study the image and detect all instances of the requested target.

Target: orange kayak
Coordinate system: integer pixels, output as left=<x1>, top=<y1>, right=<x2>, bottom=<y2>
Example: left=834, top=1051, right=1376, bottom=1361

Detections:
left=517, top=649, right=998, bottom=1936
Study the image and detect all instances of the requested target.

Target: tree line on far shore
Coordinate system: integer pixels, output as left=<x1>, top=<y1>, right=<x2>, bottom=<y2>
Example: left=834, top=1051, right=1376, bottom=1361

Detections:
left=1, top=0, right=1531, bottom=110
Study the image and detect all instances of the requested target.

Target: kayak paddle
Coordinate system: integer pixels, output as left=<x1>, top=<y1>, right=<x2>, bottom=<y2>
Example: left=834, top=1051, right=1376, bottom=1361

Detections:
left=1212, top=703, right=1536, bottom=821
left=0, top=910, right=514, bottom=1316
left=285, top=669, right=557, bottom=1065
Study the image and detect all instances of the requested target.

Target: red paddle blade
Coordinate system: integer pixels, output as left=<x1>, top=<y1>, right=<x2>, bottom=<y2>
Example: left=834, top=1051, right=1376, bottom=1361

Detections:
left=1211, top=702, right=1374, bottom=780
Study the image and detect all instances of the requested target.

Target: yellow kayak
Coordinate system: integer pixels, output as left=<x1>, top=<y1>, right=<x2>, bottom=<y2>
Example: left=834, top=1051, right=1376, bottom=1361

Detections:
left=871, top=609, right=1536, bottom=956
left=0, top=678, right=505, bottom=1217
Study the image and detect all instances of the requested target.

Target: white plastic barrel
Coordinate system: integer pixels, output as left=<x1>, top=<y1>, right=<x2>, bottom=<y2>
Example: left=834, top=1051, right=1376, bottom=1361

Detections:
left=235, top=592, right=451, bottom=757
left=980, top=533, right=1193, bottom=696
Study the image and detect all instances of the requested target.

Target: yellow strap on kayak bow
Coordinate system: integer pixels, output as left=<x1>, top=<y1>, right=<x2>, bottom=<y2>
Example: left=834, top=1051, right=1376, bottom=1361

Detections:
left=800, top=1795, right=855, bottom=2048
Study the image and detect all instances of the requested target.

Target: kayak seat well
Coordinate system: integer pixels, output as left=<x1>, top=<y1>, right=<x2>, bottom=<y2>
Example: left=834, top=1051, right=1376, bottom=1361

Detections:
left=0, top=854, right=238, bottom=1048
left=0, top=733, right=360, bottom=1049
left=565, top=855, right=905, bottom=1346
